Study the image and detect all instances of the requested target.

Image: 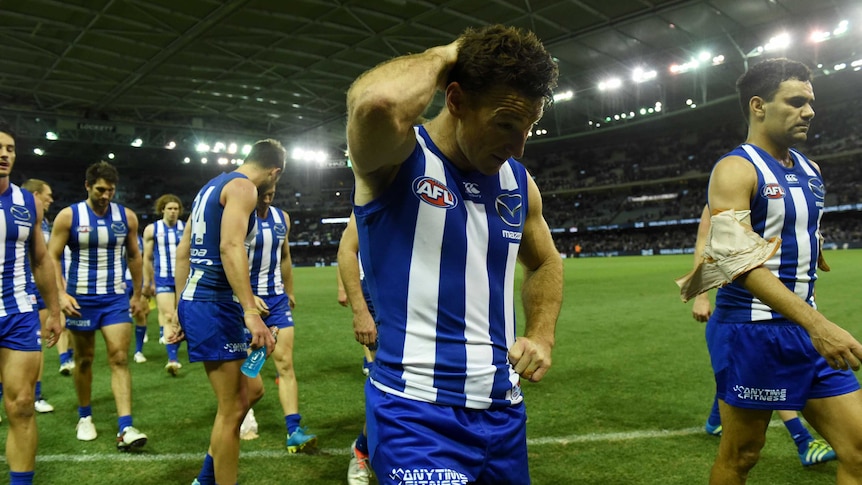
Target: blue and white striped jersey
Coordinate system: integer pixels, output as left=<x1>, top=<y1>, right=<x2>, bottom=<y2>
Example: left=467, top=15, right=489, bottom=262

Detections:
left=248, top=206, right=287, bottom=297
left=0, top=184, right=37, bottom=316
left=153, top=219, right=185, bottom=285
left=181, top=172, right=256, bottom=301
left=714, top=144, right=825, bottom=322
left=66, top=201, right=130, bottom=295
left=354, top=126, right=530, bottom=410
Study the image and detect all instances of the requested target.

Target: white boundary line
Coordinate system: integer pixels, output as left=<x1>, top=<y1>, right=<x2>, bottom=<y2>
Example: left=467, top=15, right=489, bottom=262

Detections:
left=1, top=421, right=785, bottom=463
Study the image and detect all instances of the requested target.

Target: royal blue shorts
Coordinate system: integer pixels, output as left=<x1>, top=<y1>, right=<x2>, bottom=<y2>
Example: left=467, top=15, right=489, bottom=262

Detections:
left=65, top=293, right=131, bottom=332
left=707, top=319, right=861, bottom=410
left=177, top=299, right=248, bottom=363
left=366, top=381, right=530, bottom=485
left=154, top=275, right=175, bottom=294
left=155, top=285, right=175, bottom=295
left=0, top=312, right=42, bottom=351
left=259, top=294, right=294, bottom=329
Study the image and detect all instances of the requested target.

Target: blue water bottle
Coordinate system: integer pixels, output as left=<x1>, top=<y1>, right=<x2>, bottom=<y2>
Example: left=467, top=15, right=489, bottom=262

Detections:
left=241, top=327, right=277, bottom=378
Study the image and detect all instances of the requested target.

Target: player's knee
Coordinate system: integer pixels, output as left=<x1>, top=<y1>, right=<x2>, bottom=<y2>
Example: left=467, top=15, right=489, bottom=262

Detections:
left=7, top=394, right=36, bottom=420
left=107, top=349, right=129, bottom=367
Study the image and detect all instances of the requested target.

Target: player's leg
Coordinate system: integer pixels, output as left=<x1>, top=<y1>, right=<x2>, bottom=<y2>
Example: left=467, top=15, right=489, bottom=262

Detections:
left=272, top=326, right=316, bottom=452
left=132, top=296, right=149, bottom=363
left=157, top=292, right=181, bottom=374
left=0, top=338, right=41, bottom=480
left=34, top=308, right=53, bottom=413
left=709, top=400, right=771, bottom=485
left=776, top=409, right=836, bottom=465
left=803, top=390, right=862, bottom=484
left=204, top=359, right=249, bottom=485
left=56, top=331, right=74, bottom=375
left=101, top=323, right=133, bottom=417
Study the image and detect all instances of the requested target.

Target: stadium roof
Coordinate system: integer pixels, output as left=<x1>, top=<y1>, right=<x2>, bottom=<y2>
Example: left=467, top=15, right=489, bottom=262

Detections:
left=1, top=0, right=860, bottom=151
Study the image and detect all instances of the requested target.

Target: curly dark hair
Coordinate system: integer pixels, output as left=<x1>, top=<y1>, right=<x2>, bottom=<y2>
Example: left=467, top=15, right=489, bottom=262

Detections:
left=447, top=24, right=559, bottom=104
left=85, top=160, right=119, bottom=186
left=154, top=193, right=183, bottom=215
left=736, top=57, right=812, bottom=122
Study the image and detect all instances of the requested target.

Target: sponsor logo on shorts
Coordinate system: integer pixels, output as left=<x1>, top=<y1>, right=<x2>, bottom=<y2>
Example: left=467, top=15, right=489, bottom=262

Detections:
left=733, top=385, right=787, bottom=402
left=388, top=468, right=469, bottom=485
left=413, top=176, right=458, bottom=209
left=223, top=342, right=249, bottom=354
left=761, top=184, right=785, bottom=199
left=66, top=318, right=92, bottom=328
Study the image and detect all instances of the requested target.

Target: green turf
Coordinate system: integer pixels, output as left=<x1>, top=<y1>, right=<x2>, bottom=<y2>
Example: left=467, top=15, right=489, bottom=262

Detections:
left=2, top=250, right=861, bottom=484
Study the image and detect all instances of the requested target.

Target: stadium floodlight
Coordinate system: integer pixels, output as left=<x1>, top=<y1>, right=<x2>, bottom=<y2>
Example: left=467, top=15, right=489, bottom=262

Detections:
left=712, top=55, right=725, bottom=66
left=834, top=20, right=848, bottom=36
left=108, top=152, right=115, bottom=159
left=697, top=51, right=712, bottom=62
left=613, top=114, right=620, bottom=120
left=670, top=60, right=699, bottom=74
left=45, top=131, right=58, bottom=140
left=196, top=142, right=210, bottom=153
left=690, top=103, right=697, bottom=109
left=217, top=157, right=229, bottom=165
left=811, top=30, right=831, bottom=43
left=620, top=113, right=627, bottom=119
left=33, top=148, right=45, bottom=156
left=629, top=111, right=635, bottom=118
left=227, top=143, right=238, bottom=154
left=201, top=157, right=208, bottom=164
left=241, top=144, right=252, bottom=155
left=213, top=142, right=226, bottom=153
left=598, top=78, right=622, bottom=91
left=165, top=141, right=176, bottom=149
left=834, top=63, right=847, bottom=71
left=291, top=147, right=327, bottom=164
left=632, top=68, right=657, bottom=83
left=686, top=99, right=693, bottom=106
left=852, top=59, right=862, bottom=68
left=647, top=107, right=655, bottom=113
left=553, top=90, right=574, bottom=102
left=130, top=138, right=143, bottom=147
left=764, top=33, right=791, bottom=52
left=183, top=157, right=191, bottom=164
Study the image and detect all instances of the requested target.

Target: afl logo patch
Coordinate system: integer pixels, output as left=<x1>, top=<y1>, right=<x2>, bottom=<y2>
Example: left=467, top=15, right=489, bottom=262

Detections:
left=761, top=184, right=785, bottom=199
left=496, top=194, right=523, bottom=227
left=413, top=176, right=457, bottom=209
left=10, top=205, right=31, bottom=221
left=808, top=178, right=825, bottom=199
left=110, top=221, right=128, bottom=235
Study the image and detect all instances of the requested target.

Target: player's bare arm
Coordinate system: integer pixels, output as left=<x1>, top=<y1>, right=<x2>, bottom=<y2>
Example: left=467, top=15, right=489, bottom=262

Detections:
left=167, top=216, right=191, bottom=344
left=279, top=209, right=296, bottom=308
left=337, top=214, right=377, bottom=346
left=30, top=197, right=63, bottom=346
left=511, top=175, right=562, bottom=383
left=142, top=223, right=156, bottom=297
left=47, top=206, right=80, bottom=318
left=124, top=209, right=146, bottom=319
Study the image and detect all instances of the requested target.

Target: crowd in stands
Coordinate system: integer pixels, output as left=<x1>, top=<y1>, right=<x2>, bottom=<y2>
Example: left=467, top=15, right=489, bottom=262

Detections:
left=12, top=96, right=862, bottom=265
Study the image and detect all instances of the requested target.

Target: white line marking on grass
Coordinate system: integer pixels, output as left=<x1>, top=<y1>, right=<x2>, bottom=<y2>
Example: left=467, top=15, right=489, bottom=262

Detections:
left=3, top=421, right=785, bottom=463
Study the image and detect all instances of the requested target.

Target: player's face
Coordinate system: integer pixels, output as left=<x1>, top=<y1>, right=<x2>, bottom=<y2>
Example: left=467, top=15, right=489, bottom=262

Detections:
left=162, top=202, right=180, bottom=224
left=85, top=178, right=116, bottom=212
left=762, top=78, right=815, bottom=147
left=0, top=131, right=16, bottom=179
left=37, top=185, right=53, bottom=212
left=454, top=86, right=543, bottom=175
left=257, top=187, right=276, bottom=212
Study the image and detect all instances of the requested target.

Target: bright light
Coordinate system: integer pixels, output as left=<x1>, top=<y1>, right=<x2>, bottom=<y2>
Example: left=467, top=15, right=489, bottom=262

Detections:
left=213, top=142, right=226, bottom=153
left=697, top=51, right=712, bottom=62
left=690, top=103, right=697, bottom=109
left=183, top=157, right=191, bottom=164
left=620, top=113, right=627, bottom=119
left=764, top=33, right=791, bottom=52
left=130, top=138, right=143, bottom=147
left=553, top=90, right=574, bottom=102
left=834, top=20, right=848, bottom=36
left=852, top=59, right=862, bottom=68
left=629, top=111, right=635, bottom=118
left=632, top=68, right=657, bottom=83
left=291, top=148, right=327, bottom=164
left=241, top=144, right=252, bottom=155
left=670, top=60, right=699, bottom=74
left=686, top=98, right=693, bottom=106
left=45, top=131, right=58, bottom=140
left=834, top=63, right=847, bottom=71
left=613, top=114, right=620, bottom=120
left=227, top=143, right=238, bottom=154
left=598, top=78, right=622, bottom=91
left=33, top=148, right=45, bottom=156
left=217, top=157, right=229, bottom=165
left=712, top=55, right=725, bottom=66
left=639, top=108, right=647, bottom=115
left=201, top=157, right=208, bottom=164
left=196, top=143, right=210, bottom=153
left=108, top=152, right=115, bottom=159
left=811, top=31, right=831, bottom=43
left=165, top=141, right=176, bottom=149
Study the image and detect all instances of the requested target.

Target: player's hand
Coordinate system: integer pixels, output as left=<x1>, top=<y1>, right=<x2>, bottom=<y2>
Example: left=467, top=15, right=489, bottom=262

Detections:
left=287, top=293, right=296, bottom=310
left=692, top=293, right=712, bottom=323
left=245, top=314, right=276, bottom=356
left=808, top=322, right=862, bottom=371
left=42, top=311, right=64, bottom=348
left=60, top=293, right=82, bottom=318
left=337, top=288, right=349, bottom=307
left=353, top=308, right=377, bottom=347
left=508, top=336, right=553, bottom=383
left=164, top=310, right=185, bottom=344
left=142, top=282, right=155, bottom=298
left=130, top=294, right=148, bottom=320
left=253, top=296, right=270, bottom=317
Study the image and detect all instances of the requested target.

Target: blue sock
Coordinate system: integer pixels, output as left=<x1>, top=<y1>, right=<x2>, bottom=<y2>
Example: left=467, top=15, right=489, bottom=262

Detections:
left=166, top=342, right=179, bottom=361
left=35, top=381, right=42, bottom=400
left=356, top=431, right=369, bottom=455
left=285, top=413, right=301, bottom=434
left=197, top=453, right=215, bottom=485
left=784, top=417, right=813, bottom=453
left=707, top=396, right=721, bottom=426
left=118, top=415, right=133, bottom=432
left=135, top=326, right=147, bottom=353
left=160, top=326, right=164, bottom=339
left=9, top=471, right=34, bottom=485
left=60, top=350, right=72, bottom=364
left=79, top=405, right=92, bottom=419
left=0, top=382, right=4, bottom=400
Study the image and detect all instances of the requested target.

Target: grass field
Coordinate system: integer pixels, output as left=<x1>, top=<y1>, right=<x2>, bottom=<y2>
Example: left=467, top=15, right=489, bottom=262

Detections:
left=2, top=250, right=861, bottom=485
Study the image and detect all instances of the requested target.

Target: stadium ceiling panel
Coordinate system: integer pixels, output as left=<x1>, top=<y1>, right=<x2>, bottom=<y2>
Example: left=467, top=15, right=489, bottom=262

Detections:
left=0, top=0, right=859, bottom=149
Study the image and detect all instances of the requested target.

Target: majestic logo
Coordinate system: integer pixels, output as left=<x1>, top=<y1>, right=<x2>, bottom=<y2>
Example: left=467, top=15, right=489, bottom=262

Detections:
left=761, top=184, right=786, bottom=199
left=10, top=205, right=31, bottom=222
left=495, top=194, right=523, bottom=227
left=111, top=221, right=128, bottom=235
left=463, top=182, right=480, bottom=196
left=808, top=178, right=826, bottom=199
left=784, top=173, right=798, bottom=184
left=413, top=176, right=457, bottom=209
left=274, top=223, right=287, bottom=237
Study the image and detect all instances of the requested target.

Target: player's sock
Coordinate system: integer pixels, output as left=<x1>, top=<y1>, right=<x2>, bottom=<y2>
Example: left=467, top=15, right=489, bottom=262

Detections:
left=160, top=326, right=165, bottom=339
left=166, top=342, right=179, bottom=362
left=34, top=381, right=42, bottom=400
left=285, top=413, right=301, bottom=435
left=707, top=397, right=721, bottom=427
left=59, top=350, right=72, bottom=365
left=118, top=415, right=133, bottom=432
left=0, top=382, right=4, bottom=401
left=79, top=405, right=92, bottom=419
left=9, top=471, right=34, bottom=485
left=135, top=326, right=147, bottom=353
left=196, top=453, right=215, bottom=485
left=784, top=417, right=813, bottom=453
left=355, top=431, right=369, bottom=455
